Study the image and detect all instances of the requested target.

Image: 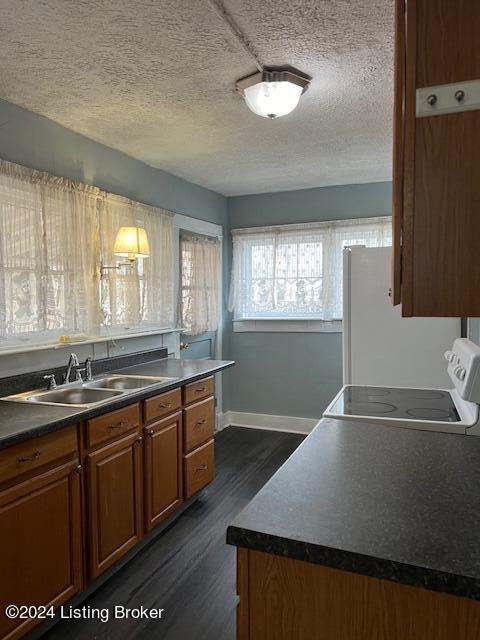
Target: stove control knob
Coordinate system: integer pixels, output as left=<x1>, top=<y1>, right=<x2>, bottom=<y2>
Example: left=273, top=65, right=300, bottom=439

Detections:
left=444, top=350, right=456, bottom=363
left=454, top=365, right=466, bottom=381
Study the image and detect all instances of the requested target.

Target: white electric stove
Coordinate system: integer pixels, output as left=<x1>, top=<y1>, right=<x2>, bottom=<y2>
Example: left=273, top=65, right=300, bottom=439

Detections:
left=324, top=338, right=480, bottom=435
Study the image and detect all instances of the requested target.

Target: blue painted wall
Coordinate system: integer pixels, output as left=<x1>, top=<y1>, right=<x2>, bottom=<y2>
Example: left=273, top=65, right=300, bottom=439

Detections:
left=225, top=182, right=393, bottom=419
left=228, top=182, right=393, bottom=228
left=0, top=99, right=227, bottom=225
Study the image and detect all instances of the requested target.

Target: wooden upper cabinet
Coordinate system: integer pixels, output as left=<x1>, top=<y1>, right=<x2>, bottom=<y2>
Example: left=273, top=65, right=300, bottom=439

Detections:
left=144, top=411, right=183, bottom=531
left=0, top=460, right=82, bottom=640
left=86, top=432, right=143, bottom=579
left=393, top=0, right=480, bottom=316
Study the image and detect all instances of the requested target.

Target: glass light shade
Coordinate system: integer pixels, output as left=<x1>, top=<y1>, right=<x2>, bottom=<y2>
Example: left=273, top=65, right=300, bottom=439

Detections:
left=114, top=226, right=150, bottom=260
left=243, top=80, right=304, bottom=118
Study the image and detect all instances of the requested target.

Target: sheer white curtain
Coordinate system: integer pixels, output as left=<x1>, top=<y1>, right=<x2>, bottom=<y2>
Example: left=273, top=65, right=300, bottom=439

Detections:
left=0, top=158, right=176, bottom=346
left=99, top=194, right=140, bottom=327
left=99, top=196, right=175, bottom=329
left=135, top=202, right=174, bottom=327
left=181, top=233, right=220, bottom=336
left=0, top=160, right=100, bottom=342
left=229, top=217, right=392, bottom=321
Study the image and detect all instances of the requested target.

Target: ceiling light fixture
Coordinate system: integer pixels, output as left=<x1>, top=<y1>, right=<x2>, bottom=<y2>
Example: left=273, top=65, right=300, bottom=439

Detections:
left=206, top=1, right=312, bottom=120
left=236, top=67, right=311, bottom=119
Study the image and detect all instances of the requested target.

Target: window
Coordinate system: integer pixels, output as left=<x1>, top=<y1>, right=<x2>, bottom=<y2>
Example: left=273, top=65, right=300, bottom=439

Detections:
left=0, top=162, right=100, bottom=346
left=0, top=158, right=174, bottom=350
left=229, top=217, right=392, bottom=323
left=180, top=233, right=220, bottom=336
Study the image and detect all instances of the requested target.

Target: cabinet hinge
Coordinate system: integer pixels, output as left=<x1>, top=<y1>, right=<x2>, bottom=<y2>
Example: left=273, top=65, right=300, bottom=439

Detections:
left=417, top=80, right=480, bottom=117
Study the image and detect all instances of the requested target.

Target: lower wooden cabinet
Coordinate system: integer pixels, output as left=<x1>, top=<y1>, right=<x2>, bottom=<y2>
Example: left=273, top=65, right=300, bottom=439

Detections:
left=0, top=375, right=217, bottom=640
left=144, top=411, right=183, bottom=530
left=0, top=460, right=82, bottom=640
left=86, top=432, right=143, bottom=580
left=237, top=549, right=480, bottom=640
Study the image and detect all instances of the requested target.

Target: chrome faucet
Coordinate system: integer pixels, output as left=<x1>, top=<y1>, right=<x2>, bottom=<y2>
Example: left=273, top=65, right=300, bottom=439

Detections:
left=62, top=353, right=93, bottom=385
left=85, top=357, right=93, bottom=381
left=63, top=353, right=81, bottom=384
left=43, top=374, right=57, bottom=390
left=77, top=357, right=93, bottom=382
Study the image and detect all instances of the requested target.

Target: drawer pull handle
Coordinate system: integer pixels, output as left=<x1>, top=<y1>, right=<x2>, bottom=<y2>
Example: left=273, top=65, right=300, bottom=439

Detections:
left=159, top=402, right=173, bottom=408
left=148, top=429, right=155, bottom=437
left=18, top=451, right=41, bottom=463
left=108, top=420, right=128, bottom=430
left=196, top=418, right=207, bottom=426
left=196, top=464, right=208, bottom=471
left=195, top=387, right=206, bottom=393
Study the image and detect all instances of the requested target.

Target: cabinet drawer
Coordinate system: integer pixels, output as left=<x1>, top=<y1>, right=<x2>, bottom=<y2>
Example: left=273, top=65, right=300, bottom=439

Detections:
left=184, top=439, right=214, bottom=499
left=183, top=376, right=215, bottom=405
left=86, top=404, right=140, bottom=449
left=144, top=388, right=182, bottom=424
left=0, top=426, right=78, bottom=486
left=183, top=396, right=215, bottom=454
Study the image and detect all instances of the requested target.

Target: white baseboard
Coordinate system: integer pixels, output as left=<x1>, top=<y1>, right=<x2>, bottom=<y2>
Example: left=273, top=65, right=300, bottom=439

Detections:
left=221, top=410, right=318, bottom=435
left=216, top=412, right=231, bottom=432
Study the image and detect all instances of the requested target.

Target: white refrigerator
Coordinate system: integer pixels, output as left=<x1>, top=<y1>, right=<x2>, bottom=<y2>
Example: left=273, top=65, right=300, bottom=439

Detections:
left=342, top=246, right=461, bottom=388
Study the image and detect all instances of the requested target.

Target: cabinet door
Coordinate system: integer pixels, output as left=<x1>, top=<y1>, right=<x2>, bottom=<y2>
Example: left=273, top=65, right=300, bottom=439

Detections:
left=86, top=432, right=143, bottom=580
left=391, top=0, right=405, bottom=306
left=398, top=0, right=480, bottom=316
left=144, top=412, right=183, bottom=531
left=0, top=461, right=82, bottom=640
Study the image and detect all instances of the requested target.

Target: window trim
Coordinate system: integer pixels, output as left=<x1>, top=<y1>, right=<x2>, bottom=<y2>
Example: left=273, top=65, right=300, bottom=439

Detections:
left=233, top=319, right=342, bottom=333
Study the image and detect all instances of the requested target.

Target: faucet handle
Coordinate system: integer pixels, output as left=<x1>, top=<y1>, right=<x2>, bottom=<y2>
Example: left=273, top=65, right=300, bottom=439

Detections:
left=85, top=357, right=93, bottom=381
left=43, top=374, right=57, bottom=390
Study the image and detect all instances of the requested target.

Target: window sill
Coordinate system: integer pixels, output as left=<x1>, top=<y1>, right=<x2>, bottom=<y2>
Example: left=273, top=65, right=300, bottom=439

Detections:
left=232, top=319, right=342, bottom=333
left=0, top=327, right=185, bottom=356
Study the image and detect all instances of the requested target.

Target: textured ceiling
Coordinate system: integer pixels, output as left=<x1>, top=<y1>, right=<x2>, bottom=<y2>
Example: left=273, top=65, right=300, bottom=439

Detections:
left=0, top=0, right=394, bottom=196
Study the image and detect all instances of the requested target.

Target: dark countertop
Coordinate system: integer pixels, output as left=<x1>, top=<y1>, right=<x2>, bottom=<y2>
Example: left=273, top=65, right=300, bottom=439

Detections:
left=227, top=418, right=480, bottom=600
left=0, top=358, right=234, bottom=450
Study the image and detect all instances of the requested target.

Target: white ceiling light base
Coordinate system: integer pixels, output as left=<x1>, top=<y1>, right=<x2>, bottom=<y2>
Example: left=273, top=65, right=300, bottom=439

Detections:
left=236, top=67, right=311, bottom=119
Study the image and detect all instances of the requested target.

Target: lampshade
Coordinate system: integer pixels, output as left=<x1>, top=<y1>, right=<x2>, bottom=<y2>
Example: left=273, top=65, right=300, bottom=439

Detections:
left=236, top=67, right=311, bottom=119
left=113, top=227, right=150, bottom=260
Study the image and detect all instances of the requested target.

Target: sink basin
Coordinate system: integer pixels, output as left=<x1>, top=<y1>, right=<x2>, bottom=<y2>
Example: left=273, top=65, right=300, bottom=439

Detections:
left=85, top=375, right=176, bottom=391
left=27, top=387, right=123, bottom=407
left=1, top=374, right=178, bottom=407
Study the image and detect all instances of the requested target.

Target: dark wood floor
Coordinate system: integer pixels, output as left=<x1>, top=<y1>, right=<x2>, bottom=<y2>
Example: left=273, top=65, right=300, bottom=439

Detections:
left=43, top=426, right=304, bottom=640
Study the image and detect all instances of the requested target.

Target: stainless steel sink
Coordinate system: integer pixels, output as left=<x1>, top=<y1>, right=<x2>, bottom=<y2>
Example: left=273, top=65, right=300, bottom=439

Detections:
left=85, top=375, right=176, bottom=391
left=1, top=374, right=178, bottom=408
left=28, top=387, right=123, bottom=406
